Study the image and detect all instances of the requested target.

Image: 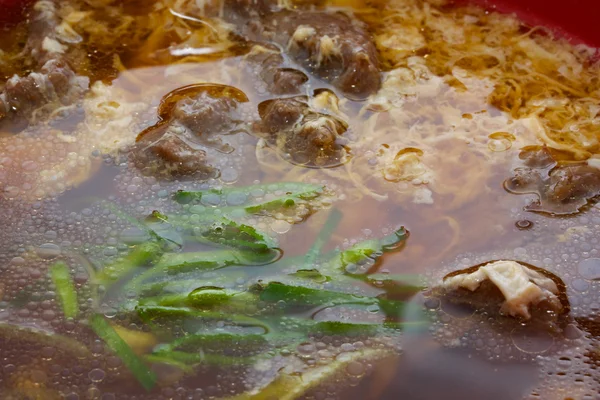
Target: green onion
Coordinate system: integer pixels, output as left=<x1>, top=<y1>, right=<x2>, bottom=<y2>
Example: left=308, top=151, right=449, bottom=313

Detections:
left=95, top=241, right=163, bottom=284
left=174, top=183, right=324, bottom=215
left=49, top=262, right=79, bottom=319
left=303, top=208, right=343, bottom=268
left=90, top=315, right=157, bottom=391
left=258, top=282, right=378, bottom=307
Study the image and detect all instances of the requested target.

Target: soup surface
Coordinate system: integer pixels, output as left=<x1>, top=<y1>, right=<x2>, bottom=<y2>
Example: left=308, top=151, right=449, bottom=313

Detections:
left=0, top=0, right=599, bottom=399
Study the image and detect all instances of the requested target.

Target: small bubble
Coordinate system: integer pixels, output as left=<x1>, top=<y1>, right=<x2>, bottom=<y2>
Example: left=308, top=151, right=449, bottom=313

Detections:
left=345, top=361, right=366, bottom=377
left=577, top=258, right=600, bottom=280
left=88, top=368, right=106, bottom=383
left=220, top=167, right=239, bottom=183
left=271, top=220, right=291, bottom=234
left=297, top=342, right=316, bottom=356
left=36, top=243, right=61, bottom=259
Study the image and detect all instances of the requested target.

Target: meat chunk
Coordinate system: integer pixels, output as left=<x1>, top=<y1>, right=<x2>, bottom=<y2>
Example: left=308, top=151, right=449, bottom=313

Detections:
left=244, top=45, right=309, bottom=95
left=132, top=83, right=248, bottom=179
left=270, top=68, right=309, bottom=95
left=132, top=131, right=217, bottom=179
left=504, top=146, right=600, bottom=215
left=173, top=91, right=241, bottom=135
left=440, top=260, right=566, bottom=320
left=171, top=91, right=244, bottom=153
left=256, top=95, right=348, bottom=167
left=262, top=11, right=381, bottom=100
left=434, top=260, right=569, bottom=333
left=0, top=0, right=89, bottom=124
left=0, top=59, right=88, bottom=122
left=224, top=1, right=381, bottom=100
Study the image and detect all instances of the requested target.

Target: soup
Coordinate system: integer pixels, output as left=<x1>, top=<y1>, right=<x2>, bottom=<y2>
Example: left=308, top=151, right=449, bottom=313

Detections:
left=0, top=0, right=599, bottom=398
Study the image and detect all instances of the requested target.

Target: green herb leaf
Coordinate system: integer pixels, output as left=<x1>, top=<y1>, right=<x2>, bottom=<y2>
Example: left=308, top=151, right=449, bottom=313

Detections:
left=95, top=242, right=163, bottom=284
left=258, top=282, right=378, bottom=308
left=174, top=183, right=324, bottom=215
left=303, top=208, right=343, bottom=268
left=49, top=262, right=79, bottom=319
left=90, top=315, right=157, bottom=391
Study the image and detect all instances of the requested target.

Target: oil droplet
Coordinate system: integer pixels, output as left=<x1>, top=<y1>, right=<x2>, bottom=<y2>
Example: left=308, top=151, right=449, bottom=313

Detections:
left=515, top=220, right=533, bottom=230
left=488, top=132, right=515, bottom=152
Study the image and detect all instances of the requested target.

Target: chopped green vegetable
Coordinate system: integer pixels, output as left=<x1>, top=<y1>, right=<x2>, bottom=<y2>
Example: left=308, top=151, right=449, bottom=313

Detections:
left=90, top=315, right=157, bottom=391
left=19, top=184, right=425, bottom=399
left=136, top=306, right=271, bottom=332
left=99, top=200, right=182, bottom=248
left=138, top=287, right=257, bottom=310
left=126, top=249, right=278, bottom=291
left=288, top=269, right=330, bottom=283
left=95, top=241, right=163, bottom=284
left=174, top=182, right=324, bottom=215
left=191, top=219, right=278, bottom=252
left=303, top=208, right=343, bottom=268
left=259, top=282, right=377, bottom=307
left=49, top=262, right=79, bottom=319
left=324, top=227, right=409, bottom=276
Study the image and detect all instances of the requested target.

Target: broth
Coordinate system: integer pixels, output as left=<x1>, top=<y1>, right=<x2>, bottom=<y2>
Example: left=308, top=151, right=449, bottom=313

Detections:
left=0, top=0, right=599, bottom=398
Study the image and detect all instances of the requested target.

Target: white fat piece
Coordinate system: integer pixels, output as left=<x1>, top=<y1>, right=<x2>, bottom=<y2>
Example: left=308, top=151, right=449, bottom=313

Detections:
left=290, top=25, right=317, bottom=45
left=316, top=35, right=341, bottom=66
left=442, top=260, right=561, bottom=319
left=42, top=37, right=67, bottom=54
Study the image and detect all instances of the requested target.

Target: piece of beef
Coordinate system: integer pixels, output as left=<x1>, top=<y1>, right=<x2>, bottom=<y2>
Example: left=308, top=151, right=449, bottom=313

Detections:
left=223, top=0, right=381, bottom=100
left=261, top=11, right=380, bottom=100
left=256, top=95, right=347, bottom=167
left=133, top=83, right=248, bottom=179
left=244, top=45, right=309, bottom=95
left=0, top=0, right=89, bottom=124
left=0, top=59, right=88, bottom=122
left=132, top=131, right=217, bottom=179
left=433, top=260, right=569, bottom=332
left=504, top=146, right=600, bottom=215
left=171, top=90, right=244, bottom=153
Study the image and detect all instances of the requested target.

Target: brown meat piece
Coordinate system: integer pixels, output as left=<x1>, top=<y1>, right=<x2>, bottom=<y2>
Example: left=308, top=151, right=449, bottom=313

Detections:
left=132, top=84, right=248, bottom=179
left=245, top=45, right=309, bottom=95
left=172, top=91, right=242, bottom=153
left=0, top=0, right=89, bottom=124
left=132, top=131, right=217, bottom=179
left=262, top=11, right=381, bottom=100
left=270, top=68, right=309, bottom=94
left=258, top=97, right=305, bottom=131
left=504, top=146, right=600, bottom=215
left=433, top=260, right=570, bottom=332
left=257, top=96, right=347, bottom=167
left=0, top=60, right=88, bottom=122
left=224, top=0, right=381, bottom=100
